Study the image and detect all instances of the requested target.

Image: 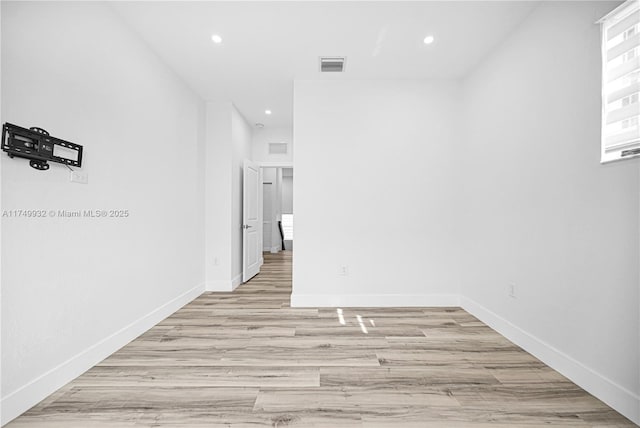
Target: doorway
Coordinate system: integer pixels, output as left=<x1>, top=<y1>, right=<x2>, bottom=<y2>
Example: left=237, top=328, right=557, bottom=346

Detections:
left=261, top=166, right=293, bottom=254
left=281, top=168, right=293, bottom=250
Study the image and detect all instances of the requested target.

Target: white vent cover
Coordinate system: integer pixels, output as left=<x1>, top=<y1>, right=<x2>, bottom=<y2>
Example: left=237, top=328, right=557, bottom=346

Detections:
left=269, top=142, right=288, bottom=155
left=320, top=57, right=346, bottom=72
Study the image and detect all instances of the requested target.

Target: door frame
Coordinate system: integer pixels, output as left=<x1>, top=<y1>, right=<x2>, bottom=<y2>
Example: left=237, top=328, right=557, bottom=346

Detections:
left=258, top=162, right=294, bottom=257
left=259, top=161, right=293, bottom=169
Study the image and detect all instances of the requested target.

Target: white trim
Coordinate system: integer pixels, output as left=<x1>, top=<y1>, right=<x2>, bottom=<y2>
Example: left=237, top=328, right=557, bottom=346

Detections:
left=290, top=293, right=460, bottom=308
left=460, top=296, right=640, bottom=426
left=205, top=280, right=233, bottom=291
left=596, top=0, right=639, bottom=24
left=231, top=273, right=242, bottom=290
left=259, top=161, right=293, bottom=169
left=4, top=284, right=636, bottom=425
left=601, top=154, right=640, bottom=164
left=205, top=273, right=243, bottom=292
left=0, top=283, right=205, bottom=426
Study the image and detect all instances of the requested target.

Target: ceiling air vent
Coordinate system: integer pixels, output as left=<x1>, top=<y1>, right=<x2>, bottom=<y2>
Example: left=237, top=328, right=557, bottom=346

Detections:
left=320, top=57, right=346, bottom=72
left=269, top=143, right=288, bottom=155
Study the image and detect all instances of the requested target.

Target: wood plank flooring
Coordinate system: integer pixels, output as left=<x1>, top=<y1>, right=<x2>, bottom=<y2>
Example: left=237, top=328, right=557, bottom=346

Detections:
left=8, top=251, right=635, bottom=427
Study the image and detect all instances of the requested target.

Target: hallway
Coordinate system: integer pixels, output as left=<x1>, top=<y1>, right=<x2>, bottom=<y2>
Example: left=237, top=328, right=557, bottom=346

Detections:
left=8, top=251, right=633, bottom=427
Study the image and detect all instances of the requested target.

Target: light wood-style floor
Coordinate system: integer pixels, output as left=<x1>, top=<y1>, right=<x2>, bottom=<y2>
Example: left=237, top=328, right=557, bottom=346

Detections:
left=9, top=251, right=635, bottom=427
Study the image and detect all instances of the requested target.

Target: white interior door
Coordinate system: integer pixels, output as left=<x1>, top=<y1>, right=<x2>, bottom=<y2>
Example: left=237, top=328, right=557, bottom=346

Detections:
left=242, top=159, right=261, bottom=282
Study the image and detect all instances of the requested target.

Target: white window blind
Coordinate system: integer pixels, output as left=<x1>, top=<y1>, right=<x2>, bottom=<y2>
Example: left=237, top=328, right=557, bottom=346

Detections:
left=600, top=0, right=640, bottom=163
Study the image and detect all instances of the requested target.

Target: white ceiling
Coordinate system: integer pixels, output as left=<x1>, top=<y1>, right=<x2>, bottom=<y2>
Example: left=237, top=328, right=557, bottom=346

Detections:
left=113, top=1, right=539, bottom=128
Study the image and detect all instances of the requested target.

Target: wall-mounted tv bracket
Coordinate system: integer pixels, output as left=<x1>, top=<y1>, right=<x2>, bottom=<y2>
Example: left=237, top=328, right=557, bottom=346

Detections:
left=1, top=123, right=83, bottom=170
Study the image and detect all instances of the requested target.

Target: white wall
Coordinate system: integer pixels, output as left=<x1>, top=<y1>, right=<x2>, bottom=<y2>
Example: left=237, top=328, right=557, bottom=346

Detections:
left=204, top=103, right=253, bottom=290
left=292, top=80, right=461, bottom=307
left=251, top=126, right=293, bottom=164
left=204, top=102, right=233, bottom=289
left=231, top=106, right=253, bottom=280
left=460, top=2, right=639, bottom=423
left=1, top=2, right=205, bottom=424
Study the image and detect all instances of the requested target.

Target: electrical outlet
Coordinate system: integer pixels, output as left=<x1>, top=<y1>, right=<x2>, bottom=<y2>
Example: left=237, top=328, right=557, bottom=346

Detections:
left=69, top=170, right=88, bottom=184
left=338, top=265, right=349, bottom=276
left=213, top=257, right=219, bottom=266
left=508, top=282, right=516, bottom=298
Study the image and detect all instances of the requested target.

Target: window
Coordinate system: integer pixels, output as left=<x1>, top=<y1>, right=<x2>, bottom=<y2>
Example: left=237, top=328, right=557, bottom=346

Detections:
left=600, top=0, right=640, bottom=163
left=281, top=214, right=293, bottom=240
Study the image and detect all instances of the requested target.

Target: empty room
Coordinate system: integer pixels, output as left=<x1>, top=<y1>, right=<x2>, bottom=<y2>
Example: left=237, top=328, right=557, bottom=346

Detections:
left=1, top=1, right=639, bottom=426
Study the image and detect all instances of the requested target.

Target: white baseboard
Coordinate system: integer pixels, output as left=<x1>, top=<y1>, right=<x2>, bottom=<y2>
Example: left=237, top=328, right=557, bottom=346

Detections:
left=290, top=293, right=460, bottom=308
left=1, top=283, right=205, bottom=426
left=460, top=296, right=640, bottom=426
left=205, top=280, right=231, bottom=291
left=206, top=274, right=243, bottom=292
left=4, top=285, right=636, bottom=426
left=231, top=273, right=242, bottom=290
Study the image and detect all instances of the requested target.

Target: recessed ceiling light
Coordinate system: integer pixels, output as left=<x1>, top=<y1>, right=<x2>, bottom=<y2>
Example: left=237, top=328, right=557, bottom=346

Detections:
left=211, top=34, right=222, bottom=44
left=423, top=35, right=435, bottom=45
left=265, top=110, right=272, bottom=115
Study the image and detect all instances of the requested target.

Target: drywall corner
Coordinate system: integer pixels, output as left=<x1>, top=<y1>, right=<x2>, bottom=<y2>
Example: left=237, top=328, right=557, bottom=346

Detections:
left=461, top=296, right=640, bottom=425
left=1, top=283, right=204, bottom=426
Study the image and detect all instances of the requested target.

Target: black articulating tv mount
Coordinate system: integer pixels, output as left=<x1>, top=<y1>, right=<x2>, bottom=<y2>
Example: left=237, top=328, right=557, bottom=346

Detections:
left=1, top=123, right=83, bottom=170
